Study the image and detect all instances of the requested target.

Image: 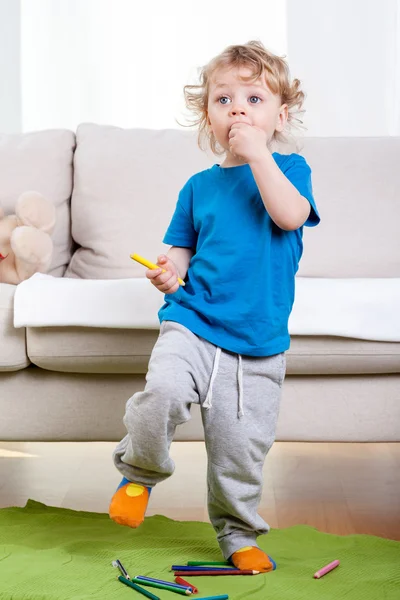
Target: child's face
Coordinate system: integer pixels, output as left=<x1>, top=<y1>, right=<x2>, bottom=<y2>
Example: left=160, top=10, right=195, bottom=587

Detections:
left=207, top=65, right=287, bottom=156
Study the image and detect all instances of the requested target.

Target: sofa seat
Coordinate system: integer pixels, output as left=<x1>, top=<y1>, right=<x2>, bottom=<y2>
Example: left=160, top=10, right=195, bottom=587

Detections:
left=26, top=326, right=400, bottom=375
left=14, top=274, right=400, bottom=344
left=0, top=283, right=29, bottom=371
left=15, top=272, right=400, bottom=377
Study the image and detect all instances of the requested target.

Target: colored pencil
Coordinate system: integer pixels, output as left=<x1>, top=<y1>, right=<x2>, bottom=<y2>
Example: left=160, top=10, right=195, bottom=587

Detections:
left=112, top=559, right=130, bottom=579
left=175, top=577, right=198, bottom=593
left=313, top=559, right=340, bottom=579
left=174, top=569, right=259, bottom=576
left=172, top=566, right=236, bottom=572
left=118, top=576, right=160, bottom=600
left=187, top=561, right=230, bottom=567
left=135, top=575, right=192, bottom=593
left=131, top=577, right=192, bottom=595
left=194, top=596, right=229, bottom=600
left=130, top=253, right=185, bottom=286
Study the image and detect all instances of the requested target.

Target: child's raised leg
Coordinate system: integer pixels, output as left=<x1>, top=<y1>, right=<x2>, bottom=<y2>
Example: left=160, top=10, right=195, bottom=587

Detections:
left=109, top=321, right=213, bottom=528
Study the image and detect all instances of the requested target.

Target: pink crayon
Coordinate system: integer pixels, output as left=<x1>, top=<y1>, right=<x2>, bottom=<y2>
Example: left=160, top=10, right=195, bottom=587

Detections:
left=313, top=559, right=340, bottom=579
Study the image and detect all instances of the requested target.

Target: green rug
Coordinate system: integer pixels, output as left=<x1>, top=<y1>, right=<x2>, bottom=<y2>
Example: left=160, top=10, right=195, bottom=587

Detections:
left=0, top=500, right=399, bottom=600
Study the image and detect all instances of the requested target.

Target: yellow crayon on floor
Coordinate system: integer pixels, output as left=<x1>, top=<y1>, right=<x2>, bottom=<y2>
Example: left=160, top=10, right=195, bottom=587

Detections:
left=130, top=253, right=185, bottom=286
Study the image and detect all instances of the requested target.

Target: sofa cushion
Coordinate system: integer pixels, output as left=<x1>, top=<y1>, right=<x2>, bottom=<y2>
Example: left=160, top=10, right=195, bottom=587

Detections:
left=27, top=327, right=158, bottom=373
left=297, top=137, right=400, bottom=277
left=65, top=124, right=215, bottom=279
left=14, top=274, right=400, bottom=343
left=66, top=128, right=399, bottom=279
left=0, top=129, right=76, bottom=276
left=26, top=327, right=400, bottom=375
left=0, top=283, right=29, bottom=371
left=288, top=336, right=400, bottom=374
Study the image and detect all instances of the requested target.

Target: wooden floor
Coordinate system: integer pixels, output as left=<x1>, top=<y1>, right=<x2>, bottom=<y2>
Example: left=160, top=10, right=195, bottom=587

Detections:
left=0, top=441, right=399, bottom=540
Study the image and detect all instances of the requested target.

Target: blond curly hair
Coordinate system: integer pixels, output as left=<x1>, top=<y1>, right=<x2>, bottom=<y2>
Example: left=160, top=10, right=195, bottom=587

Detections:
left=183, top=40, right=305, bottom=155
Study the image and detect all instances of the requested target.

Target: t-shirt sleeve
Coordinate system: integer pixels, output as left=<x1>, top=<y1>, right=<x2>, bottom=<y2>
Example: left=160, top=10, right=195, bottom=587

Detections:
left=163, top=180, right=197, bottom=247
left=284, top=154, right=320, bottom=227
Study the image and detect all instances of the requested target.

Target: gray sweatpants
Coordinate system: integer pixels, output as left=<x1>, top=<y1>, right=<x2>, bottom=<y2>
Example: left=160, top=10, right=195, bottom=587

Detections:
left=113, top=320, right=286, bottom=558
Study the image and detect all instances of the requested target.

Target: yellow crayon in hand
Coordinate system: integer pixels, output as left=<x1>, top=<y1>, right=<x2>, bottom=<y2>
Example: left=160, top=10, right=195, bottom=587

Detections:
left=130, top=253, right=185, bottom=286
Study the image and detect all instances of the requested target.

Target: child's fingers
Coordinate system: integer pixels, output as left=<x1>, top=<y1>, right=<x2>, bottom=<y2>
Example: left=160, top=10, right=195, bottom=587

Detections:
left=145, top=256, right=179, bottom=292
left=157, top=254, right=173, bottom=271
left=155, top=257, right=179, bottom=278
left=159, top=278, right=179, bottom=294
left=148, top=269, right=178, bottom=292
left=157, top=255, right=175, bottom=273
left=145, top=267, right=163, bottom=280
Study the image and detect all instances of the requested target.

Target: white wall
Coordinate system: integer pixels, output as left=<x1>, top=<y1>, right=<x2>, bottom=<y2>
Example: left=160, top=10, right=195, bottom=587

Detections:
left=0, top=0, right=21, bottom=133
left=1, top=0, right=399, bottom=135
left=20, top=0, right=287, bottom=132
left=287, top=0, right=400, bottom=136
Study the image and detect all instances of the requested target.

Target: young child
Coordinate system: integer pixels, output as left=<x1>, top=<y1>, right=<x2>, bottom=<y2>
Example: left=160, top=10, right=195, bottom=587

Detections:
left=109, top=40, right=320, bottom=573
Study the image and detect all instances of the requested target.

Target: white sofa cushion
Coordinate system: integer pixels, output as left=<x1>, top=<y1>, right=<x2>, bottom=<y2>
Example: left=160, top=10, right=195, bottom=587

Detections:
left=0, top=129, right=76, bottom=276
left=0, top=283, right=29, bottom=371
left=14, top=273, right=400, bottom=342
left=65, top=124, right=214, bottom=279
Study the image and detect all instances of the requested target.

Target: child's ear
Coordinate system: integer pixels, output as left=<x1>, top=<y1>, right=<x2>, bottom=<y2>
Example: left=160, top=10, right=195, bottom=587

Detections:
left=276, top=104, right=288, bottom=132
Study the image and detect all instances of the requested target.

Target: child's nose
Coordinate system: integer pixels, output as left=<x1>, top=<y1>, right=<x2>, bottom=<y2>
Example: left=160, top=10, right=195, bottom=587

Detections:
left=229, top=104, right=247, bottom=117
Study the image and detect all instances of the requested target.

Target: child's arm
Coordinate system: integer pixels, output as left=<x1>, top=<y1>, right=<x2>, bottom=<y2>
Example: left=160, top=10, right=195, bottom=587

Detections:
left=146, top=246, right=193, bottom=294
left=167, top=246, right=194, bottom=280
left=228, top=123, right=310, bottom=230
left=250, top=151, right=310, bottom=231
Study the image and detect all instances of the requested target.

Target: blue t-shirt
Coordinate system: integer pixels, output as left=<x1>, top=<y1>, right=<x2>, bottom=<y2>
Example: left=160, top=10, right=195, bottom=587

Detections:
left=158, top=153, right=320, bottom=356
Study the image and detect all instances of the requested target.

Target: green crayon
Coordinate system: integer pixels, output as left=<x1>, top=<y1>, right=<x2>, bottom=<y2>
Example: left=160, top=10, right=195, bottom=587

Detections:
left=118, top=576, right=160, bottom=600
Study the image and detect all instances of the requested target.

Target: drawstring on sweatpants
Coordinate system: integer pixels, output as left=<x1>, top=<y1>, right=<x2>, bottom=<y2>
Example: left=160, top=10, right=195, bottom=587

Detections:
left=203, top=347, right=221, bottom=410
left=237, top=354, right=244, bottom=417
left=203, top=348, right=245, bottom=418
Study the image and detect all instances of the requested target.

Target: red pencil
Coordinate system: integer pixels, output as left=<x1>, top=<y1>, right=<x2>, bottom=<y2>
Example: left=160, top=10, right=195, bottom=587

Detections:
left=174, top=576, right=198, bottom=593
left=174, top=569, right=259, bottom=576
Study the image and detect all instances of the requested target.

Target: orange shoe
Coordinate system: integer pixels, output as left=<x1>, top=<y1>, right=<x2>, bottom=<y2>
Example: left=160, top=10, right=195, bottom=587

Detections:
left=109, top=478, right=151, bottom=528
left=230, top=546, right=276, bottom=573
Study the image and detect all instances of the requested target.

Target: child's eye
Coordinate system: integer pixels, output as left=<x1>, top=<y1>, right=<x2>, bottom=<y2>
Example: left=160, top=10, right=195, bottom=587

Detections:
left=218, top=96, right=231, bottom=104
left=249, top=96, right=262, bottom=104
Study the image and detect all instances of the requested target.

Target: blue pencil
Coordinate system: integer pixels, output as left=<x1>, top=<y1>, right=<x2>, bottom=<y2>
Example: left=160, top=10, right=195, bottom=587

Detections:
left=118, top=576, right=160, bottom=600
left=135, top=575, right=192, bottom=592
left=195, top=596, right=229, bottom=600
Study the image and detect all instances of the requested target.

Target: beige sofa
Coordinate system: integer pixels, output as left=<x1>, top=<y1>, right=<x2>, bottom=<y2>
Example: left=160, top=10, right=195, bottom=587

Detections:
left=1, top=124, right=399, bottom=442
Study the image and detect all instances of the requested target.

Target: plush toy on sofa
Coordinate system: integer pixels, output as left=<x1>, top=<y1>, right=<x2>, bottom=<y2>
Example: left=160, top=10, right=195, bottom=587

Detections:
left=0, top=191, right=56, bottom=285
